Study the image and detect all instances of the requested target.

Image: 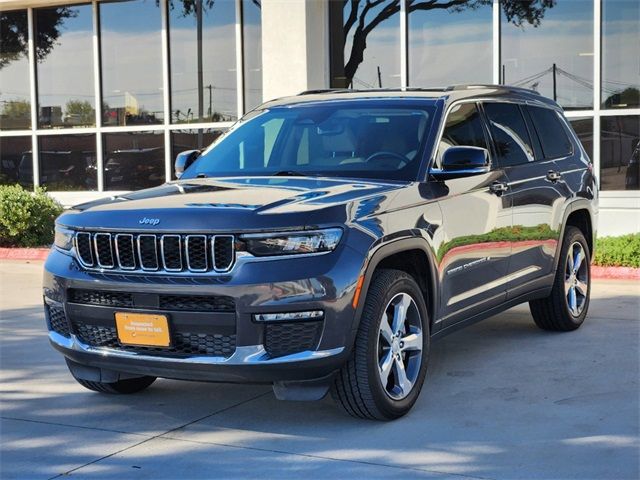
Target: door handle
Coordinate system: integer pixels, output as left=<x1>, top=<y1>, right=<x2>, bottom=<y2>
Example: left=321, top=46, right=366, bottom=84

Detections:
left=546, top=170, right=562, bottom=182
left=489, top=181, right=509, bottom=195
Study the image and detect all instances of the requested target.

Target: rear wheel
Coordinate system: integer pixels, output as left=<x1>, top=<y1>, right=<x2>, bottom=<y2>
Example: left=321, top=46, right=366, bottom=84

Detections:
left=331, top=269, right=429, bottom=420
left=530, top=226, right=591, bottom=331
left=72, top=375, right=156, bottom=394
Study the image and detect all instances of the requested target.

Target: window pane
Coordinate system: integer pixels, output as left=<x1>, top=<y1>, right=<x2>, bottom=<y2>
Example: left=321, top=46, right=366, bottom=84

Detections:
left=600, top=115, right=639, bottom=191
left=527, top=106, right=572, bottom=159
left=409, top=4, right=491, bottom=87
left=242, top=0, right=262, bottom=112
left=103, top=131, right=165, bottom=191
left=0, top=136, right=32, bottom=187
left=100, top=0, right=163, bottom=126
left=329, top=0, right=400, bottom=89
left=38, top=134, right=97, bottom=190
left=0, top=10, right=31, bottom=130
left=170, top=128, right=224, bottom=179
left=501, top=1, right=593, bottom=110
left=35, top=5, right=95, bottom=129
left=169, top=1, right=237, bottom=123
left=436, top=103, right=487, bottom=168
left=484, top=103, right=534, bottom=167
left=602, top=0, right=640, bottom=108
left=568, top=117, right=593, bottom=159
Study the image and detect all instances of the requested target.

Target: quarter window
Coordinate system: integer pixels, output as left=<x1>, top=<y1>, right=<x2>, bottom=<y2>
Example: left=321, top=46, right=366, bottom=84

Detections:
left=527, top=106, right=573, bottom=159
left=483, top=102, right=534, bottom=167
left=436, top=103, right=488, bottom=168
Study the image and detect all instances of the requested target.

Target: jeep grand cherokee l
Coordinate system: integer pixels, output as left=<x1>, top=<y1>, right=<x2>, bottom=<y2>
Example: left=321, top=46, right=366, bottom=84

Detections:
left=44, top=85, right=597, bottom=420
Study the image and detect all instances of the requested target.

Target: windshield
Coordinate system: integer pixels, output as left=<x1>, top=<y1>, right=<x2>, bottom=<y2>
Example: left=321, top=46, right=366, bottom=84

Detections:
left=182, top=102, right=436, bottom=181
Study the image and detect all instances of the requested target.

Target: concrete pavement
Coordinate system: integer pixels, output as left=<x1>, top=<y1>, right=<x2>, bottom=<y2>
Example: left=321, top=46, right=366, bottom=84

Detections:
left=1, top=259, right=638, bottom=479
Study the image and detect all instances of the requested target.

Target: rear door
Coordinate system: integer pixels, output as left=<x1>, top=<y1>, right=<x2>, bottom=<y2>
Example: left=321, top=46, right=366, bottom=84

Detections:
left=482, top=102, right=565, bottom=298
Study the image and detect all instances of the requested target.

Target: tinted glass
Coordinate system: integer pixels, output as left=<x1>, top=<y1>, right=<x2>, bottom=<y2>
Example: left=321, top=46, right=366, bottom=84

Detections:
left=329, top=0, right=400, bottom=89
left=242, top=0, right=262, bottom=111
left=100, top=0, right=163, bottom=126
left=38, top=134, right=97, bottom=190
left=602, top=0, right=640, bottom=108
left=409, top=4, right=492, bottom=87
left=600, top=115, right=639, bottom=191
left=103, top=131, right=165, bottom=191
left=184, top=104, right=435, bottom=181
left=436, top=103, right=488, bottom=167
left=35, top=5, right=95, bottom=129
left=170, top=128, right=224, bottom=179
left=0, top=10, right=31, bottom=130
left=501, top=0, right=593, bottom=110
left=0, top=136, right=32, bottom=187
left=569, top=117, right=593, bottom=159
left=169, top=0, right=237, bottom=123
left=484, top=103, right=534, bottom=167
left=527, top=106, right=573, bottom=159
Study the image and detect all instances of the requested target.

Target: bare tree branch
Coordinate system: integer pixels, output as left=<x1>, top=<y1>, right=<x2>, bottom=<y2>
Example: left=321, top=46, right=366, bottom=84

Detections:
left=344, top=0, right=361, bottom=37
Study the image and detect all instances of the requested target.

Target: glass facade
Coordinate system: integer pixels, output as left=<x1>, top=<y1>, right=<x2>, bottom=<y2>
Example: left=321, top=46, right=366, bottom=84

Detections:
left=329, top=0, right=639, bottom=192
left=0, top=0, right=262, bottom=191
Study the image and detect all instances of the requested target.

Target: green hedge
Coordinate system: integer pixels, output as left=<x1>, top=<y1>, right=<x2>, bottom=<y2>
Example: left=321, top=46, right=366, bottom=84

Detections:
left=594, top=234, right=640, bottom=268
left=0, top=185, right=64, bottom=247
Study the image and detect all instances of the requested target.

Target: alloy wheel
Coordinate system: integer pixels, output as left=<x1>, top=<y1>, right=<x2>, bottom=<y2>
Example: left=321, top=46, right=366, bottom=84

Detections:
left=377, top=292, right=423, bottom=400
left=564, top=242, right=589, bottom=317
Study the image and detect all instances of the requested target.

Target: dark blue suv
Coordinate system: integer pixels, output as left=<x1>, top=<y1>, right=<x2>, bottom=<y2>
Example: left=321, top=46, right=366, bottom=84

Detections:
left=44, top=85, right=598, bottom=420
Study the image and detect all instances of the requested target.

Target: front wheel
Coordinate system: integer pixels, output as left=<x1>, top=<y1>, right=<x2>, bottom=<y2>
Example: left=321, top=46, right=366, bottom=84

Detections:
left=331, top=269, right=430, bottom=420
left=530, top=226, right=591, bottom=331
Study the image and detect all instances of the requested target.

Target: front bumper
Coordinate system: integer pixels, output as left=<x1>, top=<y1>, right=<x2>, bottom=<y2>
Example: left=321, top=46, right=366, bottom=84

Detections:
left=43, top=244, right=364, bottom=384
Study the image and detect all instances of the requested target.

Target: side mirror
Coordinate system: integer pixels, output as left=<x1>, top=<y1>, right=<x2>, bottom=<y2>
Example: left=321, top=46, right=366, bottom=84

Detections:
left=430, top=146, right=490, bottom=180
left=174, top=150, right=201, bottom=179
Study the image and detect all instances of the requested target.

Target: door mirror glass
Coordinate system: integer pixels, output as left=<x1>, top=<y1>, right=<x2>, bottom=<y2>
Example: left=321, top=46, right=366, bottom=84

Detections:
left=431, top=146, right=490, bottom=180
left=174, top=150, right=200, bottom=179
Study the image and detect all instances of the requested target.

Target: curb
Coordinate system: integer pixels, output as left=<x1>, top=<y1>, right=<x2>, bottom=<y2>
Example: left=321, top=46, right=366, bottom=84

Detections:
left=0, top=248, right=638, bottom=280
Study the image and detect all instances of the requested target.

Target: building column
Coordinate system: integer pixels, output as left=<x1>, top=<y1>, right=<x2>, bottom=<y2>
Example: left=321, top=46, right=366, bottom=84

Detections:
left=261, top=0, right=329, bottom=101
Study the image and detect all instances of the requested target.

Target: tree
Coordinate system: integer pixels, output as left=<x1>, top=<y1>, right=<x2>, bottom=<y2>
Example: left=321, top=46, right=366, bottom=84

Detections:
left=603, top=87, right=640, bottom=109
left=65, top=99, right=95, bottom=124
left=335, top=0, right=556, bottom=88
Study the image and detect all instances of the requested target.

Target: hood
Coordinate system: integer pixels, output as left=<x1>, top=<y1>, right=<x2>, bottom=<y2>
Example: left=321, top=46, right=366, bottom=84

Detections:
left=57, top=176, right=404, bottom=232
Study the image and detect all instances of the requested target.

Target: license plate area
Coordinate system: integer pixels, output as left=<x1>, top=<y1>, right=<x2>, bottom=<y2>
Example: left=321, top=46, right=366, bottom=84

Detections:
left=115, top=312, right=170, bottom=347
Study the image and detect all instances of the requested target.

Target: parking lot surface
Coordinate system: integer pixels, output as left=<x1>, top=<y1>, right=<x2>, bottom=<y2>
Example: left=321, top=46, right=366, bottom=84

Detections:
left=1, top=259, right=638, bottom=479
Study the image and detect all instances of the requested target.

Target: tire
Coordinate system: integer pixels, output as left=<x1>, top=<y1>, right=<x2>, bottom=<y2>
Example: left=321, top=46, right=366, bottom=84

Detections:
left=529, top=226, right=591, bottom=331
left=331, top=269, right=430, bottom=420
left=72, top=375, right=156, bottom=394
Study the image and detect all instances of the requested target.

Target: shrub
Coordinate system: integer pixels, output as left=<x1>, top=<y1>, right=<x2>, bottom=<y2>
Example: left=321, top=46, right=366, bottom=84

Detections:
left=0, top=185, right=64, bottom=247
left=594, top=234, right=640, bottom=268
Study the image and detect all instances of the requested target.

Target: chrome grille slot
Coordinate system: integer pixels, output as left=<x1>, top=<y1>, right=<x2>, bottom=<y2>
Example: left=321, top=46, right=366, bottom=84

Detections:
left=115, top=234, right=136, bottom=269
left=73, top=232, right=236, bottom=274
left=212, top=235, right=234, bottom=272
left=94, top=233, right=114, bottom=268
left=161, top=235, right=183, bottom=271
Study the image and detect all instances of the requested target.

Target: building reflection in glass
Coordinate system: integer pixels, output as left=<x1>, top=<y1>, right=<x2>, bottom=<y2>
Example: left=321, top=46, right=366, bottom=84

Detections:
left=38, top=134, right=97, bottom=190
left=103, top=131, right=165, bottom=191
left=600, top=115, right=639, bottom=191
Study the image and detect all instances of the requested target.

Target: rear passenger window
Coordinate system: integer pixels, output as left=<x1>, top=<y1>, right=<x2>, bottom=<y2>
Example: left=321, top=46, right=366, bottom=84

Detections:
left=484, top=102, right=534, bottom=167
left=527, top=106, right=573, bottom=159
left=436, top=103, right=488, bottom=167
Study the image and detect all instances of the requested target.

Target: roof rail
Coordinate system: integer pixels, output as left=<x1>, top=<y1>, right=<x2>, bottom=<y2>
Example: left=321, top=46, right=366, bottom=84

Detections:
left=298, top=88, right=352, bottom=95
left=444, top=84, right=541, bottom=96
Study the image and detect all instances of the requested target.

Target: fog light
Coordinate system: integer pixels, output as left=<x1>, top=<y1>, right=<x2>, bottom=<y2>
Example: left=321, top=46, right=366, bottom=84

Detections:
left=253, top=310, right=323, bottom=322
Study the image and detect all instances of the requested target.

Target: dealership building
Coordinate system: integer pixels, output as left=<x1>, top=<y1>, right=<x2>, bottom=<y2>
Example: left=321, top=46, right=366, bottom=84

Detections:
left=0, top=0, right=638, bottom=235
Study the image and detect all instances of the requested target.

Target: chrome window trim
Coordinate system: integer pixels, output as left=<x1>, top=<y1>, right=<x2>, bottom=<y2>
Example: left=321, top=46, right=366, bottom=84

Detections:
left=74, top=232, right=94, bottom=267
left=114, top=233, right=136, bottom=270
left=161, top=234, right=183, bottom=272
left=137, top=234, right=159, bottom=271
left=212, top=234, right=235, bottom=272
left=186, top=234, right=208, bottom=272
left=93, top=233, right=114, bottom=268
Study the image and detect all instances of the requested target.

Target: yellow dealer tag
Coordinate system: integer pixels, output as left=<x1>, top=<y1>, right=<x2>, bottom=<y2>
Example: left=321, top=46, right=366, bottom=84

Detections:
left=115, top=312, right=170, bottom=347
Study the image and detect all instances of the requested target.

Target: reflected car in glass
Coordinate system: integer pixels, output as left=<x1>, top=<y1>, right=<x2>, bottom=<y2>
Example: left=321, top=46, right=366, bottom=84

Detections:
left=43, top=85, right=598, bottom=420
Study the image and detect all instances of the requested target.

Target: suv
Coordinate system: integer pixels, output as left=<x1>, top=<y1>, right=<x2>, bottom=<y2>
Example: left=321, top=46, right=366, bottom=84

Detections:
left=44, top=85, right=597, bottom=420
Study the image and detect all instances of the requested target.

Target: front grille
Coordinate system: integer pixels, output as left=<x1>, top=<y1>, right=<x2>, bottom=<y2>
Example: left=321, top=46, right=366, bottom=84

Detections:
left=74, top=232, right=235, bottom=274
left=73, top=322, right=236, bottom=357
left=264, top=321, right=323, bottom=358
left=47, top=305, right=70, bottom=337
left=68, top=289, right=235, bottom=312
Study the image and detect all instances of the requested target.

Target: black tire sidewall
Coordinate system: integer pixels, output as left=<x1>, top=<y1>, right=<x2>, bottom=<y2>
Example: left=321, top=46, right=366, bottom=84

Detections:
left=558, top=227, right=591, bottom=326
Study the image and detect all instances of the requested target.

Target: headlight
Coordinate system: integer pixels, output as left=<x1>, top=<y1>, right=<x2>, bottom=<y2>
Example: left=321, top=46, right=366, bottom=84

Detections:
left=54, top=226, right=74, bottom=251
left=240, top=228, right=342, bottom=257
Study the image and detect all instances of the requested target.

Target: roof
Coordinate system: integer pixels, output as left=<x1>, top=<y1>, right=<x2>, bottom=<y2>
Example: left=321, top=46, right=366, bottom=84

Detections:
left=260, top=84, right=560, bottom=111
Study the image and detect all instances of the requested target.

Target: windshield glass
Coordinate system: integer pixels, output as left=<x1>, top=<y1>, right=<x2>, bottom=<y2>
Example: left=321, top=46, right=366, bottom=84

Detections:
left=182, top=102, right=436, bottom=181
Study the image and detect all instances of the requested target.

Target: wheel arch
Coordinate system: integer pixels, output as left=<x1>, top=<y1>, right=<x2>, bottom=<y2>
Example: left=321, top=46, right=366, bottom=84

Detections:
left=554, top=200, right=596, bottom=272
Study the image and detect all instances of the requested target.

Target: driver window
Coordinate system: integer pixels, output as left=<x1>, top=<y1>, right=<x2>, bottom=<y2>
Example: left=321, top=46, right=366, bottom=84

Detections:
left=436, top=103, right=488, bottom=168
